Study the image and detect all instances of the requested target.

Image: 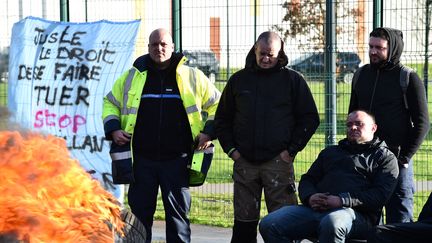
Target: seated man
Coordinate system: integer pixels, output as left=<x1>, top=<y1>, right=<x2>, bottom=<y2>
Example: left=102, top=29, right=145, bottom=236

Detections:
left=368, top=192, right=432, bottom=243
left=259, top=110, right=399, bottom=243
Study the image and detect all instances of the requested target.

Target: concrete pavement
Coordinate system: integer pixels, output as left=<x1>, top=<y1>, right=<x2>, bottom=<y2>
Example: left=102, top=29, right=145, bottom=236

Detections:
left=151, top=220, right=264, bottom=243
left=146, top=180, right=432, bottom=242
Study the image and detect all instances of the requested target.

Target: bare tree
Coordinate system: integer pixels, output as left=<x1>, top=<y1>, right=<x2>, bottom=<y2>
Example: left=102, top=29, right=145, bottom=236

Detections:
left=272, top=0, right=361, bottom=51
left=413, top=1, right=431, bottom=54
left=413, top=0, right=431, bottom=96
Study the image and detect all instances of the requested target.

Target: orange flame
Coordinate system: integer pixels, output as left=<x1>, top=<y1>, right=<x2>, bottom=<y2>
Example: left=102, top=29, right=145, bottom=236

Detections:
left=0, top=131, right=124, bottom=242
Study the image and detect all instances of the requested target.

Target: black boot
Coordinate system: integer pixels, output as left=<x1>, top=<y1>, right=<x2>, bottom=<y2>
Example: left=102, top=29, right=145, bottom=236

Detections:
left=230, top=219, right=258, bottom=243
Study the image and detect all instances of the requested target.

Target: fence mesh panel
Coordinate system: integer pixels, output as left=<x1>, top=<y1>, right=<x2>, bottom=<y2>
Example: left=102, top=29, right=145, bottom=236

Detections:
left=0, top=0, right=431, bottom=226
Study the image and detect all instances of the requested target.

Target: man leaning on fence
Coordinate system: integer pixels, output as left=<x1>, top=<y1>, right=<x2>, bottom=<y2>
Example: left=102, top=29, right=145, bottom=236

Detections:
left=259, top=110, right=399, bottom=243
left=102, top=28, right=221, bottom=243
left=214, top=31, right=320, bottom=243
left=348, top=27, right=430, bottom=224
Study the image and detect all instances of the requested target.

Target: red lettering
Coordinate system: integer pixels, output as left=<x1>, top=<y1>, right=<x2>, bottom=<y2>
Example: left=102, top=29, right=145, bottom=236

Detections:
left=34, top=110, right=44, bottom=128
left=59, top=115, right=72, bottom=129
left=44, top=109, right=56, bottom=126
left=33, top=109, right=86, bottom=133
left=72, top=115, right=86, bottom=133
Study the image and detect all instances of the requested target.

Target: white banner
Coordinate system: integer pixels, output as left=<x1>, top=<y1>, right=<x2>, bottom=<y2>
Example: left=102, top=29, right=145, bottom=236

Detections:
left=8, top=16, right=141, bottom=201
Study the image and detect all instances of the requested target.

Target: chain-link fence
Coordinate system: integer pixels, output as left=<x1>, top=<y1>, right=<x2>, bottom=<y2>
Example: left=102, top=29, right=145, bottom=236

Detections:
left=0, top=0, right=431, bottom=226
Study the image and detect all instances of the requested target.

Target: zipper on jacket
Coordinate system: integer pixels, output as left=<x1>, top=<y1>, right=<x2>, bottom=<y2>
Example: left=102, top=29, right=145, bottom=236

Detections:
left=157, top=74, right=165, bottom=160
left=253, top=76, right=258, bottom=160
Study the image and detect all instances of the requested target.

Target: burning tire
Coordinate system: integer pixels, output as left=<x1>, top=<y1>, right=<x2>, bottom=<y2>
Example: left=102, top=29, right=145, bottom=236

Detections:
left=115, top=209, right=146, bottom=243
left=0, top=234, right=21, bottom=243
left=0, top=131, right=127, bottom=242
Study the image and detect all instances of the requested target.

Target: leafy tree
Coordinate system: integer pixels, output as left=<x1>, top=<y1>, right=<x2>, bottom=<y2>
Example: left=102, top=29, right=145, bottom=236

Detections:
left=272, top=0, right=361, bottom=51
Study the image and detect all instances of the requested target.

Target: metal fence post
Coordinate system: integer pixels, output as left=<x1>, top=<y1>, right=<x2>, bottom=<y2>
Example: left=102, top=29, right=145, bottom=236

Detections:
left=424, top=0, right=431, bottom=98
left=373, top=0, right=383, bottom=29
left=172, top=0, right=182, bottom=52
left=325, top=0, right=337, bottom=147
left=226, top=0, right=230, bottom=79
left=18, top=0, right=23, bottom=20
left=254, top=0, right=257, bottom=41
left=60, top=0, right=69, bottom=22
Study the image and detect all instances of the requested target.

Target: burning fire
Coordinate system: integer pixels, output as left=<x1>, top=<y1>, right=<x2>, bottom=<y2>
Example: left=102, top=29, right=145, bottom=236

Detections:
left=0, top=131, right=124, bottom=242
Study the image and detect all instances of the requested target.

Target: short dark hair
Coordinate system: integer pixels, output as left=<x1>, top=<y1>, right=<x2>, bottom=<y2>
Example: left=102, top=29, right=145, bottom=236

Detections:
left=370, top=28, right=389, bottom=42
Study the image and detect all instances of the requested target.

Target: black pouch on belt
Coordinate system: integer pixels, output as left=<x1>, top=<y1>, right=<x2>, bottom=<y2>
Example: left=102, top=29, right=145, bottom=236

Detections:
left=110, top=142, right=134, bottom=184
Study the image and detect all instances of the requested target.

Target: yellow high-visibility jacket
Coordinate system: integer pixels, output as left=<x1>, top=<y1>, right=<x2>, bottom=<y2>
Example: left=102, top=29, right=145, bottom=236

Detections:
left=102, top=57, right=221, bottom=143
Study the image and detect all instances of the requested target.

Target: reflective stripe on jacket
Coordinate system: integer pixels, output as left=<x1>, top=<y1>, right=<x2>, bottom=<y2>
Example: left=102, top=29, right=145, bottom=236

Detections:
left=102, top=56, right=220, bottom=142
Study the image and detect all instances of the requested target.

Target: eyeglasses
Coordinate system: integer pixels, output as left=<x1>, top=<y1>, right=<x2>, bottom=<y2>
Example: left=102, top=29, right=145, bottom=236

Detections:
left=346, top=121, right=365, bottom=128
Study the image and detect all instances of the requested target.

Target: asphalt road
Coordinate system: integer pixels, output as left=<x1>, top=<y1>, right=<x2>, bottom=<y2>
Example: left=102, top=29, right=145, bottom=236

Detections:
left=151, top=220, right=264, bottom=243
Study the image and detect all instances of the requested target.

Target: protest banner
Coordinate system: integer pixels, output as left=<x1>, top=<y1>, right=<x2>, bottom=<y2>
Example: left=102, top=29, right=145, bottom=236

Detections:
left=8, top=16, right=141, bottom=201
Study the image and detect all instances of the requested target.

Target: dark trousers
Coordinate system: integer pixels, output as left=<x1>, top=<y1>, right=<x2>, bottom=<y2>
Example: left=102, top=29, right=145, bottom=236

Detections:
left=128, top=155, right=191, bottom=243
left=369, top=192, right=432, bottom=243
left=385, top=161, right=414, bottom=223
left=368, top=221, right=432, bottom=243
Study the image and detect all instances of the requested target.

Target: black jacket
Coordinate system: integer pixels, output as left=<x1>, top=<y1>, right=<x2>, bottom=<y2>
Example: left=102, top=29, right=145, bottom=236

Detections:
left=349, top=27, right=430, bottom=161
left=215, top=43, right=319, bottom=162
left=418, top=192, right=432, bottom=223
left=132, top=53, right=193, bottom=161
left=299, top=138, right=399, bottom=224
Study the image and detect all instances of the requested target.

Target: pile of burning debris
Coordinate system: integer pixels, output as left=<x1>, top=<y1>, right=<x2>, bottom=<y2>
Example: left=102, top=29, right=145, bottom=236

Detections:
left=0, top=130, right=145, bottom=242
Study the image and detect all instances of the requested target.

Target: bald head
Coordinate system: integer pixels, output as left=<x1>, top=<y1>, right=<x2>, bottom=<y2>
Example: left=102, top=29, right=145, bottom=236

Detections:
left=148, top=28, right=174, bottom=69
left=255, top=31, right=282, bottom=47
left=254, top=31, right=282, bottom=69
left=149, top=28, right=173, bottom=42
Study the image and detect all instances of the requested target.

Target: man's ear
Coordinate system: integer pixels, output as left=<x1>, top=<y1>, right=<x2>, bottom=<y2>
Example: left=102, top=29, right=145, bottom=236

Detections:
left=372, top=123, right=378, bottom=133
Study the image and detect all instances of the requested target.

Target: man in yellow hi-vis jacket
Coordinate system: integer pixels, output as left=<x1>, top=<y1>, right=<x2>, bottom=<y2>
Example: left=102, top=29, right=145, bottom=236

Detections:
left=102, top=28, right=220, bottom=243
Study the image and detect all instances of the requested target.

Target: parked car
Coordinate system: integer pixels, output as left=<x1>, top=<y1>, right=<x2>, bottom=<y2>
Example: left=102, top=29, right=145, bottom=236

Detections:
left=0, top=48, right=8, bottom=83
left=288, top=52, right=361, bottom=83
left=183, top=50, right=220, bottom=82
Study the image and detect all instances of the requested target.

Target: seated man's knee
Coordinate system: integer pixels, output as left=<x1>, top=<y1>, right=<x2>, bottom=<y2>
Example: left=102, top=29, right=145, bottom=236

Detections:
left=259, top=216, right=268, bottom=229
left=259, top=213, right=276, bottom=236
left=259, top=206, right=299, bottom=241
left=319, top=212, right=351, bottom=237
